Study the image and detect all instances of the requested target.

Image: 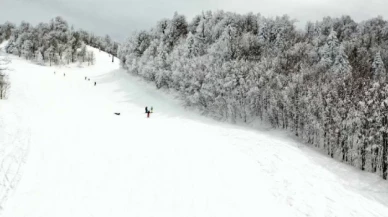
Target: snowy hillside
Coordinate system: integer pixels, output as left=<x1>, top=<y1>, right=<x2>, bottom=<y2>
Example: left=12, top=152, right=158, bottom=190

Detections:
left=1, top=45, right=388, bottom=217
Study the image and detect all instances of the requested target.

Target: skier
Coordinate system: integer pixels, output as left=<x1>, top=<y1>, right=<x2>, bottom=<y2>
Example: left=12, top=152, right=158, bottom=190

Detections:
left=145, top=106, right=148, bottom=113
left=150, top=106, right=153, bottom=113
left=54, top=71, right=56, bottom=75
left=88, top=78, right=90, bottom=81
left=85, top=76, right=87, bottom=80
left=64, top=73, right=65, bottom=77
left=147, top=110, right=150, bottom=118
left=94, top=82, right=96, bottom=86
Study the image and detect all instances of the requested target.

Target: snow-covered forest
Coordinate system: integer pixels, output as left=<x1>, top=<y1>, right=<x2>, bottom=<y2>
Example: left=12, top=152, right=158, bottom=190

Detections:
left=118, top=11, right=388, bottom=180
left=0, top=17, right=118, bottom=66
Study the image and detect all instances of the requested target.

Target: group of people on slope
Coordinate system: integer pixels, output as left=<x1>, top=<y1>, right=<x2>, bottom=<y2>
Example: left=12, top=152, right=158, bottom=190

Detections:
left=54, top=71, right=65, bottom=76
left=57, top=71, right=153, bottom=117
left=145, top=106, right=153, bottom=118
left=85, top=76, right=97, bottom=86
left=54, top=71, right=97, bottom=86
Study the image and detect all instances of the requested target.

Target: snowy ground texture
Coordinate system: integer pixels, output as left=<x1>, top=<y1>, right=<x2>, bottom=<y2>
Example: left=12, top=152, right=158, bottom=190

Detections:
left=1, top=44, right=388, bottom=217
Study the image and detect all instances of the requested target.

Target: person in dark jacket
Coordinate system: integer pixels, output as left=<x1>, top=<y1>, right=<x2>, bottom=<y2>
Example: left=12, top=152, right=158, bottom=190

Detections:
left=94, top=82, right=96, bottom=86
left=147, top=110, right=150, bottom=118
left=145, top=106, right=148, bottom=113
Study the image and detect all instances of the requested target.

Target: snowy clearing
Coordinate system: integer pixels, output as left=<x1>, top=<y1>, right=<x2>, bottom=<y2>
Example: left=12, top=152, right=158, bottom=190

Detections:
left=0, top=45, right=388, bottom=217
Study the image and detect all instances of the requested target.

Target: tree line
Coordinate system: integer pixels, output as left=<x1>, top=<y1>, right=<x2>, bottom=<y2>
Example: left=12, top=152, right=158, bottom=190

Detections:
left=118, top=11, right=388, bottom=180
left=0, top=17, right=119, bottom=66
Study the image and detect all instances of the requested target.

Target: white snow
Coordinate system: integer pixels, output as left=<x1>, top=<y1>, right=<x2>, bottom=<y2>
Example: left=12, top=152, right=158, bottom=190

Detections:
left=1, top=44, right=388, bottom=217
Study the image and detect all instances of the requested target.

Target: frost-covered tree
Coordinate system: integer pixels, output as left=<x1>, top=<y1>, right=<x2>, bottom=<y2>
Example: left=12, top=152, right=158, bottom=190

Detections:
left=22, top=40, right=34, bottom=60
left=78, top=43, right=87, bottom=62
left=0, top=57, right=10, bottom=99
left=35, top=49, right=45, bottom=65
left=372, top=51, right=386, bottom=82
left=86, top=51, right=95, bottom=66
left=209, top=25, right=239, bottom=61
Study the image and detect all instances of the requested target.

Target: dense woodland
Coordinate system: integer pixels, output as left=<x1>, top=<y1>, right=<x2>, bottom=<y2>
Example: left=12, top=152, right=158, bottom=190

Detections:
left=0, top=17, right=119, bottom=66
left=118, top=11, right=388, bottom=180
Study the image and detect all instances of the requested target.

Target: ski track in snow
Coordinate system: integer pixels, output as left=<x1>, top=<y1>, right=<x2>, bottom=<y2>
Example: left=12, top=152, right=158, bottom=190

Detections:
left=0, top=44, right=388, bottom=217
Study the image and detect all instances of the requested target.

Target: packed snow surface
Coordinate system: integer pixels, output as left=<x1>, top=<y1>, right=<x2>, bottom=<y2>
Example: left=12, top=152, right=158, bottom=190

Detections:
left=1, top=45, right=388, bottom=217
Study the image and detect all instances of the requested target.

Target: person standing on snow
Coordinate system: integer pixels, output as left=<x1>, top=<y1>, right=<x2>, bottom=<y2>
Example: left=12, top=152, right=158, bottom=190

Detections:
left=145, top=106, right=148, bottom=113
left=94, top=82, right=96, bottom=86
left=147, top=110, right=150, bottom=118
left=150, top=106, right=153, bottom=113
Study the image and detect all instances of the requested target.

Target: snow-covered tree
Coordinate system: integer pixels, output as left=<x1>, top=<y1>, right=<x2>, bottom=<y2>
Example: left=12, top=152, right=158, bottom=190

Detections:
left=35, top=49, right=45, bottom=65
left=78, top=44, right=87, bottom=62
left=86, top=51, right=95, bottom=66
left=372, top=51, right=386, bottom=82
left=0, top=57, right=10, bottom=99
left=22, top=40, right=34, bottom=59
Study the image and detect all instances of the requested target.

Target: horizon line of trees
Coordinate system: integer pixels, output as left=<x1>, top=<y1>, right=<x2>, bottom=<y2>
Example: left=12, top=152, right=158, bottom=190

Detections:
left=0, top=17, right=119, bottom=66
left=118, top=11, right=388, bottom=180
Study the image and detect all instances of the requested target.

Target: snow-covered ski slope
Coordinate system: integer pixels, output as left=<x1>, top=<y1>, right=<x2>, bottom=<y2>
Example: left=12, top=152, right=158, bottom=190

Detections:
left=1, top=44, right=388, bottom=217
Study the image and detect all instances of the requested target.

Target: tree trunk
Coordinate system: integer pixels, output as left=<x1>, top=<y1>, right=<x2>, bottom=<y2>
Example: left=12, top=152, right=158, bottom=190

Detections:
left=362, top=141, right=367, bottom=170
left=382, top=115, right=388, bottom=179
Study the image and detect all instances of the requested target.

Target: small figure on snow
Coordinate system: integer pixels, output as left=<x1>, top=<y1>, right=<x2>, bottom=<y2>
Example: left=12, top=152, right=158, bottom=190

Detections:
left=150, top=106, right=153, bottom=113
left=85, top=76, right=87, bottom=80
left=147, top=110, right=150, bottom=118
left=145, top=106, right=148, bottom=113
left=94, top=81, right=96, bottom=86
left=88, top=78, right=90, bottom=81
left=64, top=73, right=65, bottom=77
left=54, top=71, right=56, bottom=75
